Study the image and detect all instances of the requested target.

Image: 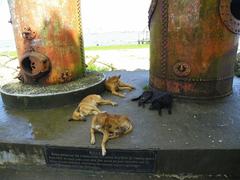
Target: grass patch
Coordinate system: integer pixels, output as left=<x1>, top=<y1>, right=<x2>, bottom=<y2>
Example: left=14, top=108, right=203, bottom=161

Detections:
left=85, top=44, right=149, bottom=51
left=0, top=44, right=149, bottom=58
left=86, top=64, right=110, bottom=72
left=0, top=51, right=17, bottom=58
left=143, top=85, right=149, bottom=91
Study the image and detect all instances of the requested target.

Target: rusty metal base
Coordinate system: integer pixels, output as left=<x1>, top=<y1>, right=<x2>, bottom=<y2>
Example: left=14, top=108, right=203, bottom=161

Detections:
left=149, top=76, right=233, bottom=100
left=0, top=71, right=105, bottom=109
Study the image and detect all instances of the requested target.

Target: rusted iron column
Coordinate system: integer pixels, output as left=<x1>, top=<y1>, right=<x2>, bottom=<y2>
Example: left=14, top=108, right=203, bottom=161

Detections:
left=8, top=0, right=85, bottom=84
left=149, top=0, right=239, bottom=99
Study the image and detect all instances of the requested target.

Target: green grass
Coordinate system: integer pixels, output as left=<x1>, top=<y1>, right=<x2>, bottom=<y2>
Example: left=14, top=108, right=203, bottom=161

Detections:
left=85, top=44, right=149, bottom=51
left=143, top=85, right=149, bottom=91
left=86, top=64, right=110, bottom=72
left=0, top=44, right=149, bottom=58
left=0, top=51, right=17, bottom=58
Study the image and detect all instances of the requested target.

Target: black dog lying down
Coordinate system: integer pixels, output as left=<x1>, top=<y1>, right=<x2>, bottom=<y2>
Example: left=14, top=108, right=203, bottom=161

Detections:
left=131, top=90, right=153, bottom=107
left=132, top=90, right=173, bottom=116
left=149, top=91, right=173, bottom=115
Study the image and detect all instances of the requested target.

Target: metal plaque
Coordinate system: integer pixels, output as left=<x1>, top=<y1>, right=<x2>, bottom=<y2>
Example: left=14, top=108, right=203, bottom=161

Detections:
left=44, top=146, right=157, bottom=173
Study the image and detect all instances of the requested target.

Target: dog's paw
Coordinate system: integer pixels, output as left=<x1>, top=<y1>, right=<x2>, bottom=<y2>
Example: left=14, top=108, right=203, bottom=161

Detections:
left=102, top=149, right=107, bottom=156
left=112, top=102, right=118, bottom=106
left=119, top=94, right=125, bottom=98
left=90, top=138, right=95, bottom=145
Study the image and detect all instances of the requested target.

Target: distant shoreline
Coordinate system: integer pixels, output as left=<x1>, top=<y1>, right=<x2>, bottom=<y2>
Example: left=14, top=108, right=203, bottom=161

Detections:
left=0, top=44, right=149, bottom=58
left=0, top=31, right=150, bottom=52
left=0, top=31, right=239, bottom=53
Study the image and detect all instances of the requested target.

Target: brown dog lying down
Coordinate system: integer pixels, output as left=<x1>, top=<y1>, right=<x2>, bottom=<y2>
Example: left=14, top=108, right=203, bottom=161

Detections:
left=105, top=75, right=135, bottom=97
left=69, top=94, right=117, bottom=121
left=90, top=112, right=133, bottom=156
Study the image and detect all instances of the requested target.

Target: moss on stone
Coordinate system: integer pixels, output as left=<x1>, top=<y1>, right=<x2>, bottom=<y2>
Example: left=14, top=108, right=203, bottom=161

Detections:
left=1, top=71, right=104, bottom=96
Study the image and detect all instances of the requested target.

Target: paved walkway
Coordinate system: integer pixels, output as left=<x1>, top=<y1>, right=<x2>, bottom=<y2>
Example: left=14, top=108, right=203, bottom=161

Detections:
left=0, top=48, right=149, bottom=87
left=0, top=56, right=19, bottom=87
left=85, top=48, right=149, bottom=71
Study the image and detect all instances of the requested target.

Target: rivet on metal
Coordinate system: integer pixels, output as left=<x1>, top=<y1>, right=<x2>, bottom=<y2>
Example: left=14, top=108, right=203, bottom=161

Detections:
left=173, top=62, right=191, bottom=77
left=22, top=26, right=36, bottom=40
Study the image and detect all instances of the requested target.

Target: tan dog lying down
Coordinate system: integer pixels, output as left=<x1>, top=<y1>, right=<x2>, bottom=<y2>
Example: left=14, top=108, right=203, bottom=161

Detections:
left=90, top=112, right=133, bottom=156
left=105, top=75, right=135, bottom=97
left=69, top=94, right=117, bottom=121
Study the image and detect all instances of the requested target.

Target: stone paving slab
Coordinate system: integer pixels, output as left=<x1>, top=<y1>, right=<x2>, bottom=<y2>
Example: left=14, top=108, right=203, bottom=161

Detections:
left=0, top=165, right=231, bottom=180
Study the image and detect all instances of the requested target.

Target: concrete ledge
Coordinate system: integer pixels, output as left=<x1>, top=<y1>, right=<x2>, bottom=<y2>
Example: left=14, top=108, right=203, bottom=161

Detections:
left=0, top=142, right=239, bottom=177
left=0, top=70, right=240, bottom=177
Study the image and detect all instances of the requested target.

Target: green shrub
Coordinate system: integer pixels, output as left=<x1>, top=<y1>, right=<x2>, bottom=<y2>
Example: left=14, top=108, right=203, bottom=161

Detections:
left=235, top=53, right=240, bottom=77
left=86, top=64, right=110, bottom=72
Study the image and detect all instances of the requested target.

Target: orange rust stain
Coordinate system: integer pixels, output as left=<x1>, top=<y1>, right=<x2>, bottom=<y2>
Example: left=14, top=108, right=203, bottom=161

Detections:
left=150, top=0, right=238, bottom=98
left=167, top=0, right=237, bottom=78
left=9, top=0, right=84, bottom=85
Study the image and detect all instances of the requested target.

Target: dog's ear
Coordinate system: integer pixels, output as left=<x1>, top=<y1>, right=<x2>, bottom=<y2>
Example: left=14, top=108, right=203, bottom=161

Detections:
left=117, top=75, right=121, bottom=79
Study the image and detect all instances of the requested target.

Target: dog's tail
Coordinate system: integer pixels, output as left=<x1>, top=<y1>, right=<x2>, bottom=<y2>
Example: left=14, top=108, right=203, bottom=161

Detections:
left=131, top=95, right=141, bottom=101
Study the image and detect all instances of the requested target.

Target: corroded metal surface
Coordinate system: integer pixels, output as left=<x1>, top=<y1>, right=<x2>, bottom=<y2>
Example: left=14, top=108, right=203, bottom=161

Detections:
left=149, top=0, right=168, bottom=82
left=149, top=0, right=239, bottom=98
left=220, top=0, right=240, bottom=35
left=148, top=0, right=158, bottom=29
left=18, top=52, right=51, bottom=84
left=8, top=0, right=85, bottom=84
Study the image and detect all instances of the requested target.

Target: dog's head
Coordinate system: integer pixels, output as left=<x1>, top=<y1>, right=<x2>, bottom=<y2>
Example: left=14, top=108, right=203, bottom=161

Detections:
left=107, top=75, right=121, bottom=83
left=141, top=91, right=154, bottom=100
left=68, top=107, right=86, bottom=121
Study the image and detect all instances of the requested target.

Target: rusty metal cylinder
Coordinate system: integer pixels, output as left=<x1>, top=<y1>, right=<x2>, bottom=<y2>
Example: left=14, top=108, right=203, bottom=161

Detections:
left=8, top=0, right=85, bottom=84
left=149, top=0, right=240, bottom=99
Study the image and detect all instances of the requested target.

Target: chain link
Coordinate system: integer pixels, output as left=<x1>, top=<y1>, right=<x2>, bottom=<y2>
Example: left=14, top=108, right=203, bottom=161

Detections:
left=77, top=0, right=85, bottom=72
left=159, top=0, right=168, bottom=78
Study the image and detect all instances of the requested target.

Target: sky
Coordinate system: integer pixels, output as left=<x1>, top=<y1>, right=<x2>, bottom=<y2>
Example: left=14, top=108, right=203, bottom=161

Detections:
left=81, top=0, right=151, bottom=33
left=0, top=0, right=151, bottom=41
left=0, top=0, right=14, bottom=41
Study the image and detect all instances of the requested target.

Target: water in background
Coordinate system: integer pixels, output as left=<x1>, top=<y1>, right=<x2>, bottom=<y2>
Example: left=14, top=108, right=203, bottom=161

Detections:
left=0, top=31, right=149, bottom=52
left=0, top=32, right=239, bottom=52
left=83, top=31, right=146, bottom=47
left=0, top=39, right=16, bottom=52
